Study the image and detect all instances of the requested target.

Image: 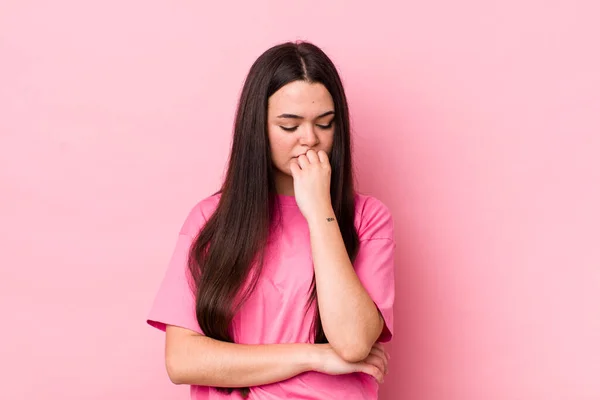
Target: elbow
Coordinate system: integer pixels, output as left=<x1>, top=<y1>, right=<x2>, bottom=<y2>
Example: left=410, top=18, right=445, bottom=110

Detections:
left=327, top=322, right=382, bottom=362
left=165, top=350, right=186, bottom=385
left=333, top=341, right=372, bottom=363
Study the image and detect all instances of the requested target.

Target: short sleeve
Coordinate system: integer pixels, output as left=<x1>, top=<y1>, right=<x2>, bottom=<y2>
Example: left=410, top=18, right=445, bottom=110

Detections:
left=353, top=197, right=396, bottom=343
left=146, top=205, right=207, bottom=335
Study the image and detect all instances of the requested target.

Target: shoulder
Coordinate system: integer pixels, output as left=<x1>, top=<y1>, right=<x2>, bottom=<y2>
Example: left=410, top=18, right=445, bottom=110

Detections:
left=178, top=192, right=222, bottom=237
left=354, top=192, right=394, bottom=241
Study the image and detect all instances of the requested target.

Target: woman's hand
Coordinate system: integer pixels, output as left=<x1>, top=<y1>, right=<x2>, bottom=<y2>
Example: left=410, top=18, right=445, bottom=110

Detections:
left=311, top=342, right=390, bottom=383
left=289, top=149, right=333, bottom=223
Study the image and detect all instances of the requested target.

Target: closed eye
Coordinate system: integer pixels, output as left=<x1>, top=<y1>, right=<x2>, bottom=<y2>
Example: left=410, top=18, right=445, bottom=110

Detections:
left=317, top=121, right=334, bottom=130
left=279, top=122, right=334, bottom=132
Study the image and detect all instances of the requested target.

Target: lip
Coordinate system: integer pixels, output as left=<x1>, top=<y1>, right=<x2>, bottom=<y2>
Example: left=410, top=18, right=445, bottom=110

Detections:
left=293, top=151, right=312, bottom=158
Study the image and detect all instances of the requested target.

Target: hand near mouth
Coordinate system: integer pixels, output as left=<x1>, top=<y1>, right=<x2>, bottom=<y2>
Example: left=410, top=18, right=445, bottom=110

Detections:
left=289, top=149, right=334, bottom=223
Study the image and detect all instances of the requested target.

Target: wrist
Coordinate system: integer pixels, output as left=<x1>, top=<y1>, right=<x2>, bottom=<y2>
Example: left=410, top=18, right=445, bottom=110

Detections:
left=306, top=206, right=336, bottom=227
left=302, top=343, right=325, bottom=372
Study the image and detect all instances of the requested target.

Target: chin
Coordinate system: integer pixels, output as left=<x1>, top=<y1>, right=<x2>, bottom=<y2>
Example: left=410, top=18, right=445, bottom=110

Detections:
left=273, top=165, right=292, bottom=177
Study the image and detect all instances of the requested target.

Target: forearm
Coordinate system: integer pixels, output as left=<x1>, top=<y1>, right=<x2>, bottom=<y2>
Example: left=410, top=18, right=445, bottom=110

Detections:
left=308, top=208, right=383, bottom=362
left=166, top=331, right=315, bottom=387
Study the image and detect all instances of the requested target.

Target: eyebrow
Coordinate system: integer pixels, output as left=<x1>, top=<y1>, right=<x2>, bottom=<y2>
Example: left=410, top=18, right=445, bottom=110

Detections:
left=276, top=110, right=335, bottom=120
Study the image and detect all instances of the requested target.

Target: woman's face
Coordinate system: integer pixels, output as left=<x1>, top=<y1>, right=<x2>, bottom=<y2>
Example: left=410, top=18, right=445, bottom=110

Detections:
left=267, top=80, right=335, bottom=194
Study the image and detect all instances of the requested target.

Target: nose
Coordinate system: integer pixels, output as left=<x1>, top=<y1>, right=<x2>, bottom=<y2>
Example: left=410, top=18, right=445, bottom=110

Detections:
left=300, top=125, right=319, bottom=147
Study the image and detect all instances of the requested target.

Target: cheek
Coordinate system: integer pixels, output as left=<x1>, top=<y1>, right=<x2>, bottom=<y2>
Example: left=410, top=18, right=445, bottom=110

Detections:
left=321, top=132, right=335, bottom=152
left=268, top=133, right=293, bottom=163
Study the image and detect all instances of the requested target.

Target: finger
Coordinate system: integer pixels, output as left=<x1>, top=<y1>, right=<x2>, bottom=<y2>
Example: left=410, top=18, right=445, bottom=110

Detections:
left=317, top=150, right=329, bottom=164
left=289, top=161, right=301, bottom=178
left=369, top=344, right=389, bottom=373
left=372, top=342, right=385, bottom=352
left=370, top=343, right=385, bottom=357
left=305, top=149, right=319, bottom=164
left=363, top=353, right=387, bottom=376
left=373, top=348, right=389, bottom=374
left=296, top=154, right=309, bottom=169
left=367, top=348, right=388, bottom=375
left=369, top=345, right=386, bottom=363
left=372, top=343, right=390, bottom=361
left=354, top=362, right=384, bottom=384
left=372, top=343, right=389, bottom=360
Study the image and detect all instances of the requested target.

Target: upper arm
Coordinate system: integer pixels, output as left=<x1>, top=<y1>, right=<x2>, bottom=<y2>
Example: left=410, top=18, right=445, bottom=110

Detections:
left=354, top=197, right=396, bottom=343
left=165, top=324, right=203, bottom=350
left=146, top=231, right=205, bottom=335
left=146, top=204, right=210, bottom=378
left=164, top=325, right=206, bottom=382
left=147, top=204, right=208, bottom=335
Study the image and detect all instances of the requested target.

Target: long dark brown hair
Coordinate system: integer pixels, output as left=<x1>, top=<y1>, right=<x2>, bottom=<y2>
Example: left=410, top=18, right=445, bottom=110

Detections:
left=188, top=41, right=360, bottom=397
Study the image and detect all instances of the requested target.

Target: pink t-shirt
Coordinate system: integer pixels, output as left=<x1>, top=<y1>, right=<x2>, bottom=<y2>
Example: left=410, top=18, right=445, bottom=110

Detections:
left=147, top=192, right=395, bottom=399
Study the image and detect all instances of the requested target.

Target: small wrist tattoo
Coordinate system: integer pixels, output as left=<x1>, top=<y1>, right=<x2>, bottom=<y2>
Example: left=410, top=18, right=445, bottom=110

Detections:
left=326, top=217, right=335, bottom=222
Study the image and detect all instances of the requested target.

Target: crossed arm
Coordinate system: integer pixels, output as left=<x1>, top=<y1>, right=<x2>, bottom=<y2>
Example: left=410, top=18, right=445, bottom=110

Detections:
left=164, top=208, right=388, bottom=387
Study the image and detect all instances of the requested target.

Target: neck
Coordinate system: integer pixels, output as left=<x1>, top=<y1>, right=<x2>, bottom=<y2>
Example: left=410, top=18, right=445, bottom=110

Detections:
left=275, top=171, right=295, bottom=196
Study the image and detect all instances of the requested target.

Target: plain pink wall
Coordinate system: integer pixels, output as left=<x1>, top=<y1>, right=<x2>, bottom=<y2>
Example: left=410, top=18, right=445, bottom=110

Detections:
left=1, top=0, right=599, bottom=399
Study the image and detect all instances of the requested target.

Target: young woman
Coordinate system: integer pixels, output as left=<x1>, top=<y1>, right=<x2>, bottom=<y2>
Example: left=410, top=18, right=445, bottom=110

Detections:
left=147, top=41, right=396, bottom=400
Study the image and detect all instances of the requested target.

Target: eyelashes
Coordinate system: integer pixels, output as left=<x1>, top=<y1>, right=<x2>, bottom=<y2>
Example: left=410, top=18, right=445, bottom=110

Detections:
left=279, top=122, right=334, bottom=132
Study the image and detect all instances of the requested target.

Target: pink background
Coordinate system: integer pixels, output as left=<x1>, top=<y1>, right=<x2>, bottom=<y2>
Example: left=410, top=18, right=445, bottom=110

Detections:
left=1, top=1, right=599, bottom=399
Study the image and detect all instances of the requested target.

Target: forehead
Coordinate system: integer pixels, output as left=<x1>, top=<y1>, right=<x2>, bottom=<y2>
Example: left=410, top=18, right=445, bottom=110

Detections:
left=268, top=81, right=334, bottom=117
